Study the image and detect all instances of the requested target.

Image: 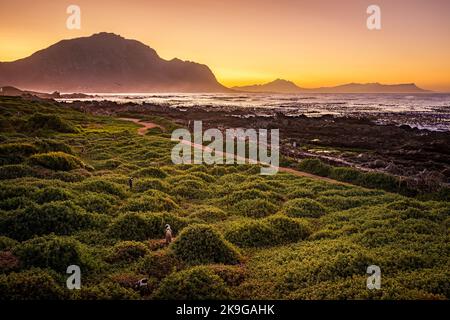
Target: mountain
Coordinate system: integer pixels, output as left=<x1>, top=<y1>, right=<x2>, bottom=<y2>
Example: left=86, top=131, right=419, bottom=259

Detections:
left=311, top=82, right=430, bottom=93
left=0, top=33, right=228, bottom=93
left=233, top=80, right=430, bottom=93
left=233, top=79, right=305, bottom=93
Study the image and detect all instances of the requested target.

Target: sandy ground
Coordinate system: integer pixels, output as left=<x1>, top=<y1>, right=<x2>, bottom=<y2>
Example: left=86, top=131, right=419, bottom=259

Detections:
left=119, top=117, right=350, bottom=185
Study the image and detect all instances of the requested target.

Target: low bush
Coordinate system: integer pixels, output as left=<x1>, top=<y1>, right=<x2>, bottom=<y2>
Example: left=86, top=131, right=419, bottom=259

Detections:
left=282, top=198, right=327, bottom=218
left=78, top=179, right=127, bottom=198
left=35, top=139, right=73, bottom=154
left=108, top=212, right=188, bottom=241
left=29, top=152, right=86, bottom=171
left=297, top=158, right=332, bottom=176
left=0, top=268, right=66, bottom=300
left=75, top=192, right=117, bottom=214
left=27, top=113, right=77, bottom=133
left=0, top=143, right=38, bottom=165
left=0, top=201, right=101, bottom=241
left=34, top=187, right=73, bottom=204
left=13, top=235, right=86, bottom=272
left=329, top=167, right=363, bottom=183
left=107, top=241, right=149, bottom=263
left=132, top=167, right=167, bottom=179
left=172, top=224, right=241, bottom=265
left=0, top=236, right=18, bottom=251
left=121, top=195, right=179, bottom=213
left=73, top=282, right=139, bottom=300
left=138, top=250, right=182, bottom=279
left=224, top=216, right=311, bottom=247
left=287, top=187, right=316, bottom=199
left=171, top=179, right=210, bottom=199
left=153, top=266, right=232, bottom=300
left=134, top=178, right=169, bottom=192
left=189, top=206, right=228, bottom=222
left=0, top=164, right=38, bottom=179
left=231, top=198, right=278, bottom=218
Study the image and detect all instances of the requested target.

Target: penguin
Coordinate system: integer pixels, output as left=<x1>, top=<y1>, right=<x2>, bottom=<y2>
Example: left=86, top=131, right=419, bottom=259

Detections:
left=165, top=224, right=173, bottom=245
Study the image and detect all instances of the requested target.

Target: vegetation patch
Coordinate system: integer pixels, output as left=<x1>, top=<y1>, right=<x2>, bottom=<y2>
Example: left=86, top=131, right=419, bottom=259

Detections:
left=172, top=224, right=241, bottom=265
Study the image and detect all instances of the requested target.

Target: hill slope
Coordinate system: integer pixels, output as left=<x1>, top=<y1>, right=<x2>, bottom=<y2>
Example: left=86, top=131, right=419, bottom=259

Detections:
left=0, top=33, right=228, bottom=93
left=0, top=96, right=448, bottom=300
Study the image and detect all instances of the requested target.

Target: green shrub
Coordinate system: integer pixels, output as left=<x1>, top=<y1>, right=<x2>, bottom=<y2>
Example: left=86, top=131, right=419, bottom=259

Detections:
left=0, top=196, right=33, bottom=210
left=287, top=187, right=316, bottom=199
left=108, top=212, right=188, bottom=241
left=223, top=189, right=282, bottom=206
left=357, top=172, right=401, bottom=192
left=35, top=139, right=73, bottom=154
left=172, top=224, right=241, bottom=265
left=107, top=241, right=149, bottom=263
left=316, top=195, right=369, bottom=211
left=27, top=113, right=77, bottom=133
left=73, top=282, right=139, bottom=300
left=224, top=220, right=275, bottom=247
left=297, top=158, right=332, bottom=176
left=171, top=179, right=210, bottom=199
left=282, top=198, right=327, bottom=218
left=0, top=236, right=18, bottom=251
left=78, top=179, right=127, bottom=198
left=75, top=192, right=117, bottom=214
left=266, top=215, right=311, bottom=243
left=153, top=266, right=231, bottom=300
left=329, top=167, right=363, bottom=182
left=0, top=164, right=38, bottom=179
left=134, top=178, right=168, bottom=192
left=132, top=167, right=167, bottom=179
left=121, top=195, right=179, bottom=213
left=224, top=216, right=311, bottom=247
left=138, top=250, right=182, bottom=279
left=0, top=268, right=66, bottom=300
left=34, top=187, right=72, bottom=204
left=189, top=206, right=228, bottom=222
left=0, top=201, right=100, bottom=240
left=13, top=235, right=86, bottom=272
left=189, top=172, right=216, bottom=183
left=0, top=143, right=38, bottom=165
left=29, top=152, right=86, bottom=171
left=231, top=198, right=278, bottom=218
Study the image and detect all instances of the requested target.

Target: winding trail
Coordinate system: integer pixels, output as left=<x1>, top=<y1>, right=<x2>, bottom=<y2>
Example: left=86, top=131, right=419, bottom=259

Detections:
left=119, top=117, right=163, bottom=135
left=119, top=117, right=351, bottom=185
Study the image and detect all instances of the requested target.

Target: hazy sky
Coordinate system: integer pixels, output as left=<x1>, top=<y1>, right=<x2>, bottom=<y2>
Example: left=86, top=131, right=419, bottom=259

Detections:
left=1, top=0, right=450, bottom=91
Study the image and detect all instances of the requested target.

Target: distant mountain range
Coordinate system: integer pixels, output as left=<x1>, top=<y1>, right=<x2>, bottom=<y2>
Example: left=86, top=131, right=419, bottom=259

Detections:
left=0, top=33, right=431, bottom=94
left=0, top=33, right=228, bottom=93
left=233, top=79, right=430, bottom=93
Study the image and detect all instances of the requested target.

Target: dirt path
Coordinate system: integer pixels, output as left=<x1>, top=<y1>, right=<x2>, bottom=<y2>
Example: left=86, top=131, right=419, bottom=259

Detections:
left=119, top=117, right=163, bottom=135
left=119, top=117, right=350, bottom=185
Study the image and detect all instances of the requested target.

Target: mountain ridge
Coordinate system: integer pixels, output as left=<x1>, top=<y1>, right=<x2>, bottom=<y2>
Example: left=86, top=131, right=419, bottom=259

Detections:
left=233, top=79, right=431, bottom=93
left=0, top=32, right=229, bottom=93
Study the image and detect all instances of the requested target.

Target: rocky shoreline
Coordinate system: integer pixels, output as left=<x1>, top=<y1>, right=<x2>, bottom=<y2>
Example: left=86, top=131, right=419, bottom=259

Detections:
left=65, top=100, right=450, bottom=186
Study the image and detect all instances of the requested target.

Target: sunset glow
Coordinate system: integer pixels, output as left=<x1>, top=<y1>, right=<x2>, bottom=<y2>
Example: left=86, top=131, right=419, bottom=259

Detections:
left=1, top=0, right=450, bottom=91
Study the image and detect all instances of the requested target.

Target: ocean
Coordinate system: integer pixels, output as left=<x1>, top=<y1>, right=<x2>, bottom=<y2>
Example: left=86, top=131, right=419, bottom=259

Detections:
left=58, top=92, right=450, bottom=132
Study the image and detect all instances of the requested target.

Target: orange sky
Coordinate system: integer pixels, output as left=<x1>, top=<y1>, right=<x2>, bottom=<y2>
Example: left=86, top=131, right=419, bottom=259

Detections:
left=1, top=0, right=450, bottom=91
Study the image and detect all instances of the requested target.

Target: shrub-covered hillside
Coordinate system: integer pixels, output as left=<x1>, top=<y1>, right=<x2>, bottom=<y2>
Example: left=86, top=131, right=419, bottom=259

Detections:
left=0, top=97, right=448, bottom=300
